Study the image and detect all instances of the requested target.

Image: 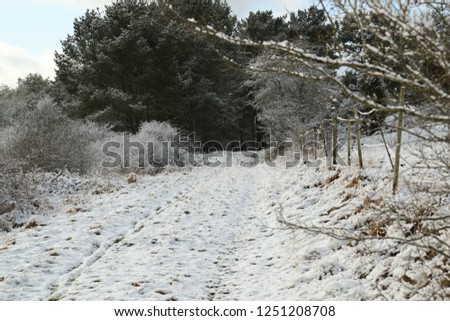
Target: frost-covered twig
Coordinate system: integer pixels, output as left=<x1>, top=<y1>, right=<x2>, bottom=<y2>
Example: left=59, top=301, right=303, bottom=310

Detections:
left=168, top=0, right=449, bottom=123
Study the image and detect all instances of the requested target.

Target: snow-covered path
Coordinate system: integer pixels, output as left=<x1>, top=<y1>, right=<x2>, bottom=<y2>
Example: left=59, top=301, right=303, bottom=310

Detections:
left=3, top=134, right=447, bottom=301
left=0, top=160, right=300, bottom=301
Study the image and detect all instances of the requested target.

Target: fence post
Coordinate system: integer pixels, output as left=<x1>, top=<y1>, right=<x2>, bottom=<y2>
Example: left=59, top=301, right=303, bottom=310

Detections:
left=354, top=107, right=364, bottom=169
left=332, top=113, right=338, bottom=165
left=393, top=86, right=405, bottom=195
left=378, top=115, right=394, bottom=170
left=347, top=118, right=351, bottom=166
left=313, top=126, right=318, bottom=160
left=321, top=120, right=328, bottom=159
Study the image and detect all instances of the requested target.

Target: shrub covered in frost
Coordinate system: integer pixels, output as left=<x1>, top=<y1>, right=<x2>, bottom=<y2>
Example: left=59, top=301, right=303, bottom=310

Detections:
left=134, top=121, right=179, bottom=167
left=2, top=98, right=110, bottom=174
left=99, top=121, right=181, bottom=173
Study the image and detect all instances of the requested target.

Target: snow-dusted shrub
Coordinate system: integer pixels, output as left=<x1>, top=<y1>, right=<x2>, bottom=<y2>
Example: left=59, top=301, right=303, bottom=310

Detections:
left=0, top=218, right=11, bottom=232
left=136, top=121, right=178, bottom=142
left=134, top=121, right=178, bottom=167
left=0, top=97, right=114, bottom=231
left=0, top=163, right=41, bottom=231
left=99, top=121, right=181, bottom=174
left=2, top=98, right=111, bottom=174
left=0, top=94, right=27, bottom=129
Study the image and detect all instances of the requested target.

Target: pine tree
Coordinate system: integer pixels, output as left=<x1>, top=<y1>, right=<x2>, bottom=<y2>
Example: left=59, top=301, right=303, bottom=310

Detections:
left=55, top=0, right=251, bottom=141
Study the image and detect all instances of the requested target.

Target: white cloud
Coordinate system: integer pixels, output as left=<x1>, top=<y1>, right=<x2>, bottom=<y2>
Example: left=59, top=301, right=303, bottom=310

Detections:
left=23, top=0, right=112, bottom=9
left=25, top=0, right=312, bottom=15
left=0, top=42, right=56, bottom=88
left=0, top=1, right=313, bottom=88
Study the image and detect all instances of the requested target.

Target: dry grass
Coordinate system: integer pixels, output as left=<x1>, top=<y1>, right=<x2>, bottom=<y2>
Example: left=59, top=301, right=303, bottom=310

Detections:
left=325, top=170, right=341, bottom=185
left=345, top=176, right=361, bottom=188
left=127, top=173, right=138, bottom=184
left=23, top=219, right=38, bottom=230
left=363, top=196, right=383, bottom=207
left=369, top=219, right=388, bottom=237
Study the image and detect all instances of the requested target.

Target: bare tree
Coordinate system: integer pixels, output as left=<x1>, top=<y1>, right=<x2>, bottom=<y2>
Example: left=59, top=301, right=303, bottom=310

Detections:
left=243, top=52, right=339, bottom=141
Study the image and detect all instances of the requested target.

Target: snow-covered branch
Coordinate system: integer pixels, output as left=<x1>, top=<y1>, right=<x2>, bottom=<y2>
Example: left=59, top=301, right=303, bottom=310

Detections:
left=176, top=0, right=449, bottom=123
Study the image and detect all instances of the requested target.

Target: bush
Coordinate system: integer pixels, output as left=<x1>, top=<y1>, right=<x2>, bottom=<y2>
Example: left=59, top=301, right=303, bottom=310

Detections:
left=0, top=163, right=40, bottom=232
left=0, top=100, right=182, bottom=232
left=99, top=121, right=181, bottom=173
left=134, top=121, right=179, bottom=167
left=135, top=121, right=178, bottom=142
left=2, top=98, right=110, bottom=174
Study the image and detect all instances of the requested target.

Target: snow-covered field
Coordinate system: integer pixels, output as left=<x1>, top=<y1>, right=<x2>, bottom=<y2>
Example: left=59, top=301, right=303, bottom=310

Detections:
left=0, top=132, right=449, bottom=300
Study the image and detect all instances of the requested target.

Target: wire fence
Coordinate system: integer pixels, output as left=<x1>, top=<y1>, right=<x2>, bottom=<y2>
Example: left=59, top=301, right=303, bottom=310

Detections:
left=296, top=87, right=408, bottom=195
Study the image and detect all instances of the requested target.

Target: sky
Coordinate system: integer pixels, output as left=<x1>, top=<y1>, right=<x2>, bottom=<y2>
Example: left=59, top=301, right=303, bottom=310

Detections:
left=0, top=0, right=313, bottom=88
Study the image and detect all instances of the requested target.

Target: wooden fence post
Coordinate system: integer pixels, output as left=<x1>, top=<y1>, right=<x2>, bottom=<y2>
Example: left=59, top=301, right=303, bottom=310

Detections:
left=321, top=121, right=328, bottom=159
left=354, top=107, right=364, bottom=169
left=347, top=118, right=351, bottom=166
left=300, top=123, right=306, bottom=161
left=313, top=126, right=318, bottom=160
left=378, top=115, right=394, bottom=170
left=393, top=86, right=405, bottom=194
left=332, top=113, right=338, bottom=165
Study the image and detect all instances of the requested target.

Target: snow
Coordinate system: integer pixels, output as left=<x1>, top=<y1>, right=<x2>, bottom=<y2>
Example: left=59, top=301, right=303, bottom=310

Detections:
left=0, top=131, right=448, bottom=300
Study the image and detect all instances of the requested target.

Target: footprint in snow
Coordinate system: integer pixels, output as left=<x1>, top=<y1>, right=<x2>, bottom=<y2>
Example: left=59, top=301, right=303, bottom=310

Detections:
left=154, top=289, right=170, bottom=295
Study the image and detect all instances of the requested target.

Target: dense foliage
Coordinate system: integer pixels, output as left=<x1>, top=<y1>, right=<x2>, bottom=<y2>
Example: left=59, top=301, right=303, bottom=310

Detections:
left=51, top=1, right=345, bottom=144
left=4, top=1, right=446, bottom=146
left=54, top=1, right=246, bottom=142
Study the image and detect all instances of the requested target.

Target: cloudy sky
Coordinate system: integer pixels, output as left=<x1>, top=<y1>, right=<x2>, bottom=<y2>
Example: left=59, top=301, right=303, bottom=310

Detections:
left=0, top=0, right=313, bottom=87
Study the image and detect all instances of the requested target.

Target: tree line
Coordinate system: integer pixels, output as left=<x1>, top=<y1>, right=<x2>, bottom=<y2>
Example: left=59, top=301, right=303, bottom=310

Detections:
left=1, top=0, right=448, bottom=146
